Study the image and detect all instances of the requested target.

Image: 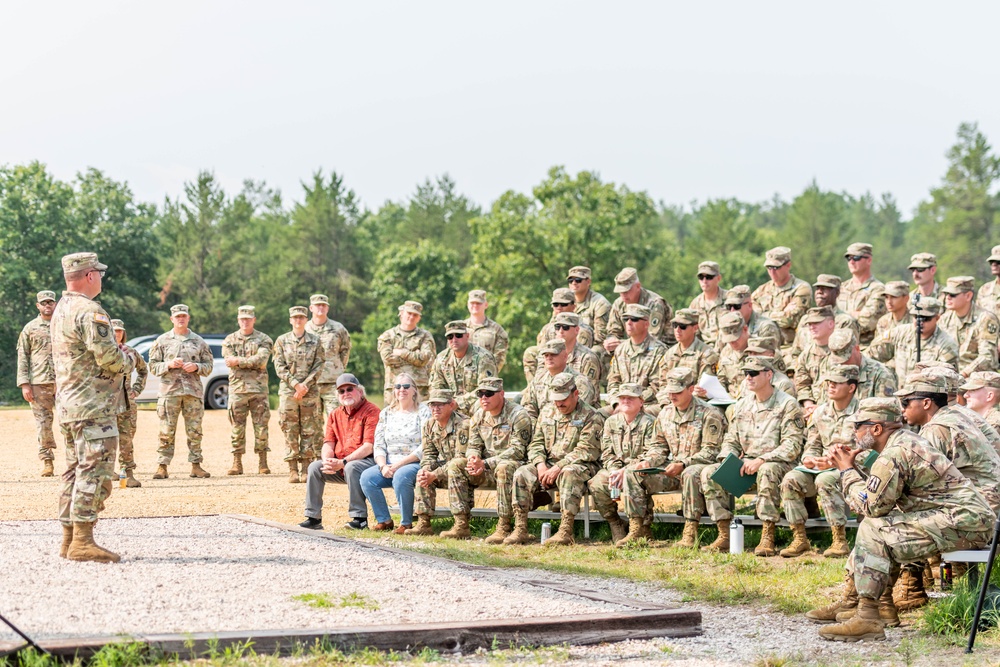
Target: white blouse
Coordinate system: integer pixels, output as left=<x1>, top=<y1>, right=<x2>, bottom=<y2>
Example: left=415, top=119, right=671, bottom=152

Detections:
left=373, top=403, right=431, bottom=464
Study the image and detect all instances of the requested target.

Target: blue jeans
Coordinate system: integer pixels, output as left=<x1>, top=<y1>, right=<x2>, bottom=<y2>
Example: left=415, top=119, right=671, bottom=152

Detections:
left=359, top=462, right=420, bottom=525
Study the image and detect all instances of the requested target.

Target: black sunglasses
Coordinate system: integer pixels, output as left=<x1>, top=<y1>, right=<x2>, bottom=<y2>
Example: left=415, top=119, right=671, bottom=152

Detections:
left=446, top=333, right=464, bottom=340
left=672, top=323, right=690, bottom=330
left=743, top=369, right=761, bottom=377
left=554, top=324, right=573, bottom=331
left=624, top=316, right=644, bottom=322
left=852, top=420, right=876, bottom=431
left=991, top=261, right=1000, bottom=266
left=766, top=261, right=789, bottom=270
left=697, top=274, right=715, bottom=281
left=337, top=386, right=356, bottom=394
left=567, top=277, right=585, bottom=284
left=552, top=302, right=572, bottom=308
left=899, top=397, right=924, bottom=407
left=726, top=304, right=743, bottom=310
left=912, top=267, right=928, bottom=274
left=476, top=390, right=497, bottom=398
left=394, top=383, right=412, bottom=390
left=846, top=255, right=866, bottom=262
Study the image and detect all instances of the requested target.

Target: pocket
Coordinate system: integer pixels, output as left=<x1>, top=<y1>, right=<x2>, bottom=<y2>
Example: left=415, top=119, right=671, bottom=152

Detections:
left=83, top=423, right=119, bottom=441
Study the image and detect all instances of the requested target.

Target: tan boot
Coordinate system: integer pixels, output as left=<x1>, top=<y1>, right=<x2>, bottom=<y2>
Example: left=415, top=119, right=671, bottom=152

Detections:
left=545, top=512, right=576, bottom=546
left=819, top=597, right=886, bottom=642
left=404, top=514, right=434, bottom=536
left=616, top=517, right=652, bottom=546
left=66, top=521, right=120, bottom=563
left=701, top=520, right=731, bottom=552
left=824, top=525, right=850, bottom=558
left=258, top=452, right=271, bottom=475
left=288, top=460, right=301, bottom=483
left=190, top=463, right=211, bottom=478
left=299, top=458, right=312, bottom=483
left=227, top=455, right=243, bottom=476
left=125, top=469, right=141, bottom=488
left=893, top=565, right=929, bottom=611
left=503, top=508, right=532, bottom=545
left=780, top=522, right=811, bottom=558
left=485, top=517, right=512, bottom=544
left=42, top=459, right=54, bottom=477
left=755, top=520, right=777, bottom=557
left=440, top=513, right=471, bottom=540
left=806, top=574, right=858, bottom=623
left=604, top=514, right=627, bottom=544
left=59, top=524, right=73, bottom=558
left=838, top=579, right=900, bottom=627
left=677, top=519, right=700, bottom=548
left=152, top=464, right=168, bottom=479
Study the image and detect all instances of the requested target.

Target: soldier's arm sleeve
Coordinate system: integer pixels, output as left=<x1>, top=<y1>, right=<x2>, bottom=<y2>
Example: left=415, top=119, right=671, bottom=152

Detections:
left=377, top=331, right=399, bottom=368
left=688, top=409, right=725, bottom=466
left=397, top=333, right=436, bottom=367
left=773, top=283, right=812, bottom=330
left=339, top=329, right=352, bottom=371
left=244, top=337, right=272, bottom=371
left=592, top=299, right=610, bottom=345
left=15, top=327, right=31, bottom=386
left=479, top=351, right=498, bottom=384
left=842, top=457, right=903, bottom=518
left=606, top=353, right=622, bottom=395
left=641, top=351, right=665, bottom=404
left=465, top=417, right=483, bottom=460
left=419, top=420, right=437, bottom=471
left=942, top=338, right=960, bottom=371
left=793, top=353, right=815, bottom=404
left=196, top=340, right=213, bottom=377
left=493, top=326, right=509, bottom=371
left=578, top=376, right=598, bottom=408
left=272, top=341, right=293, bottom=387
left=520, top=382, right=540, bottom=422
left=855, top=285, right=886, bottom=335
left=429, top=353, right=447, bottom=390
left=761, top=402, right=805, bottom=463
left=802, top=412, right=823, bottom=459
left=131, top=353, right=148, bottom=394
left=607, top=306, right=625, bottom=340
left=599, top=419, right=622, bottom=471
left=919, top=423, right=952, bottom=458
left=501, top=411, right=533, bottom=465
left=718, top=417, right=742, bottom=460
left=581, top=353, right=601, bottom=385
left=526, top=416, right=548, bottom=466
left=556, top=412, right=604, bottom=468
left=644, top=416, right=670, bottom=468
left=147, top=338, right=169, bottom=377
left=222, top=337, right=238, bottom=364
left=84, top=311, right=133, bottom=376
left=968, top=313, right=1000, bottom=374
left=647, top=299, right=668, bottom=342
left=302, top=344, right=325, bottom=386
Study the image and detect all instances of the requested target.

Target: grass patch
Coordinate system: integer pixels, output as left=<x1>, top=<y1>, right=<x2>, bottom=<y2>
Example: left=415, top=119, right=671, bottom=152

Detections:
left=292, top=592, right=380, bottom=610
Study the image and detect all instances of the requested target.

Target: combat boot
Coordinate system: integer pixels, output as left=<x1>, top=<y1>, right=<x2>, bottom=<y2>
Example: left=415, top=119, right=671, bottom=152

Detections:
left=190, top=462, right=211, bottom=478
left=125, top=469, right=141, bottom=488
left=893, top=565, right=929, bottom=611
left=754, top=520, right=778, bottom=557
left=824, top=525, right=850, bottom=558
left=604, top=513, right=627, bottom=544
left=41, top=459, right=54, bottom=477
left=484, top=517, right=512, bottom=544
left=677, top=519, right=700, bottom=548
left=66, top=521, right=120, bottom=564
left=258, top=452, right=271, bottom=475
left=59, top=523, right=73, bottom=558
left=819, top=597, right=886, bottom=642
left=440, top=513, right=471, bottom=540
left=299, top=458, right=312, bottom=483
left=806, top=574, right=858, bottom=623
left=227, top=455, right=243, bottom=476
left=405, top=514, right=434, bottom=536
left=503, top=508, right=532, bottom=545
left=616, top=517, right=652, bottom=546
left=152, top=464, right=168, bottom=479
left=701, top=520, right=731, bottom=552
left=841, top=581, right=900, bottom=627
left=288, top=460, right=301, bottom=483
left=780, top=522, right=811, bottom=558
left=545, top=512, right=576, bottom=546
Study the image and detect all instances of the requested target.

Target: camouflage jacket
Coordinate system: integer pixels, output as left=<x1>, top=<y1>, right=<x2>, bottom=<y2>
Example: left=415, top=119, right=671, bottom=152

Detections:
left=377, top=326, right=436, bottom=389
left=528, top=401, right=604, bottom=470
left=868, top=323, right=959, bottom=380
left=873, top=311, right=914, bottom=349
left=222, top=329, right=273, bottom=395
left=793, top=341, right=831, bottom=404
left=601, top=411, right=658, bottom=471
left=976, top=280, right=1000, bottom=316
left=608, top=288, right=675, bottom=347
left=716, top=346, right=748, bottom=397
left=987, top=407, right=1000, bottom=435
left=521, top=366, right=597, bottom=421
left=720, top=389, right=804, bottom=462
left=690, top=289, right=728, bottom=347
left=272, top=331, right=324, bottom=396
left=662, top=338, right=719, bottom=382
left=837, top=276, right=886, bottom=344
left=419, top=410, right=470, bottom=470
left=855, top=356, right=898, bottom=400
left=653, top=397, right=726, bottom=467
left=949, top=405, right=1000, bottom=459
left=921, top=408, right=1000, bottom=509
left=751, top=275, right=812, bottom=346
left=536, top=319, right=594, bottom=349
left=430, top=344, right=497, bottom=414
left=148, top=330, right=213, bottom=398
left=787, top=308, right=858, bottom=368
left=123, top=344, right=148, bottom=398
left=746, top=311, right=781, bottom=350
left=465, top=317, right=509, bottom=371
left=910, top=283, right=942, bottom=301
left=607, top=336, right=667, bottom=405
left=575, top=288, right=612, bottom=348
left=938, top=305, right=1000, bottom=375
left=306, top=318, right=351, bottom=385
left=567, top=343, right=602, bottom=386
left=16, top=316, right=54, bottom=386
left=803, top=397, right=857, bottom=458
left=466, top=398, right=532, bottom=470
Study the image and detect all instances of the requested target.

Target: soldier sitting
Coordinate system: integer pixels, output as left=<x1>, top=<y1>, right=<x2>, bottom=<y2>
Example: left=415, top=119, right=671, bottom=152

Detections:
left=408, top=389, right=470, bottom=536
left=961, top=371, right=1000, bottom=432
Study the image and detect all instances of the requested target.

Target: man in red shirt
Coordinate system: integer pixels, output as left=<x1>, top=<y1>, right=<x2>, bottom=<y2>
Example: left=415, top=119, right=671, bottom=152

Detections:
left=300, top=373, right=380, bottom=530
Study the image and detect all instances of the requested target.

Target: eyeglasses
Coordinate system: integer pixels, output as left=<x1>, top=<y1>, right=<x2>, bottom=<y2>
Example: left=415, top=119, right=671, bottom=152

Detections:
left=991, top=261, right=1000, bottom=266
left=337, top=386, right=356, bottom=395
left=88, top=269, right=107, bottom=278
left=846, top=255, right=866, bottom=262
left=567, top=277, right=585, bottom=284
left=743, top=369, right=761, bottom=377
left=554, top=324, right=573, bottom=331
left=852, top=420, right=876, bottom=431
left=394, top=383, right=412, bottom=390
left=726, top=304, right=743, bottom=310
left=912, top=267, right=927, bottom=274
left=624, top=316, right=644, bottom=322
left=476, top=390, right=497, bottom=398
left=446, top=333, right=464, bottom=340
left=899, top=397, right=924, bottom=407
left=552, top=302, right=572, bottom=308
left=672, top=323, right=690, bottom=330
left=766, top=262, right=789, bottom=271
left=697, top=274, right=715, bottom=281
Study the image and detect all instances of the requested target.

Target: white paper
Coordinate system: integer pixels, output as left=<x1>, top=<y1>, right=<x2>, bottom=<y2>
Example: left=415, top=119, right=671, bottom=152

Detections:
left=698, top=373, right=735, bottom=404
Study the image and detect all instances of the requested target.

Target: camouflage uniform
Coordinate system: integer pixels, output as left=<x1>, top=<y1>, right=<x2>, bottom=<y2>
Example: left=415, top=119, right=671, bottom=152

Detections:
left=868, top=321, right=959, bottom=380
left=306, top=316, right=351, bottom=416
left=416, top=409, right=470, bottom=515
left=987, top=407, right=1000, bottom=433
left=690, top=289, right=728, bottom=348
left=717, top=345, right=749, bottom=399
left=751, top=276, right=812, bottom=347
left=430, top=343, right=497, bottom=414
left=148, top=327, right=213, bottom=465
left=793, top=339, right=831, bottom=405
left=608, top=271, right=675, bottom=347
left=918, top=405, right=1000, bottom=511
left=747, top=311, right=782, bottom=351
left=513, top=401, right=604, bottom=515
left=465, top=317, right=509, bottom=371
left=17, top=314, right=56, bottom=461
left=976, top=279, right=1000, bottom=316
left=873, top=311, right=913, bottom=346
left=590, top=410, right=658, bottom=520
left=377, top=324, right=436, bottom=404
left=938, top=304, right=1000, bottom=375
left=787, top=306, right=858, bottom=369
left=222, top=328, right=273, bottom=455
left=522, top=364, right=598, bottom=421
left=567, top=343, right=602, bottom=387
left=607, top=335, right=667, bottom=413
left=116, top=342, right=147, bottom=472
left=662, top=337, right=719, bottom=382
left=574, top=287, right=612, bottom=351
left=273, top=329, right=324, bottom=461
left=855, top=356, right=897, bottom=400
left=838, top=276, right=886, bottom=346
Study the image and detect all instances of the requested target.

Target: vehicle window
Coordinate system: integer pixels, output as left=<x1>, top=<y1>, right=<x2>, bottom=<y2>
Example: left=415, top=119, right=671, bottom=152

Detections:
left=210, top=344, right=224, bottom=360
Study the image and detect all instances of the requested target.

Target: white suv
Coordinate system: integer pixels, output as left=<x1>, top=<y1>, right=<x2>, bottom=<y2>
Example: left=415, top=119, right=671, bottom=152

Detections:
left=127, top=334, right=231, bottom=410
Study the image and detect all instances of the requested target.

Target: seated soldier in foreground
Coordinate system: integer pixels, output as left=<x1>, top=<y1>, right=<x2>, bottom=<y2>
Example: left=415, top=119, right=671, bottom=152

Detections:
left=408, top=389, right=470, bottom=536
left=961, top=371, right=1000, bottom=432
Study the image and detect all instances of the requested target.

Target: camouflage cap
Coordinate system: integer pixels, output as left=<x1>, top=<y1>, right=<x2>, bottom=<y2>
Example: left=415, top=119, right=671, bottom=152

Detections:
left=844, top=243, right=873, bottom=258
left=813, top=274, right=842, bottom=289
left=895, top=371, right=949, bottom=397
left=567, top=266, right=591, bottom=280
left=623, top=303, right=651, bottom=320
left=828, top=328, right=858, bottom=362
left=723, top=285, right=752, bottom=306
left=551, top=287, right=575, bottom=305
left=428, top=388, right=456, bottom=404
left=110, top=319, right=126, bottom=331
left=661, top=366, right=697, bottom=393
left=613, top=267, right=639, bottom=293
left=913, top=362, right=963, bottom=394
left=289, top=306, right=308, bottom=318
left=960, top=371, right=1000, bottom=392
left=883, top=281, right=910, bottom=297
left=941, top=276, right=976, bottom=295
left=846, top=397, right=902, bottom=424
left=719, top=311, right=745, bottom=343
left=61, top=252, right=107, bottom=275
left=989, top=245, right=1000, bottom=263
left=910, top=297, right=943, bottom=317
left=671, top=308, right=700, bottom=326
left=237, top=305, right=256, bottom=319
left=764, top=246, right=792, bottom=268
left=800, top=305, right=835, bottom=324
left=335, top=373, right=360, bottom=388
left=823, top=364, right=859, bottom=384
left=170, top=304, right=190, bottom=316
left=36, top=290, right=56, bottom=303
left=539, top=338, right=567, bottom=355
left=467, top=289, right=487, bottom=303
left=445, top=320, right=468, bottom=335
left=746, top=336, right=778, bottom=355
left=908, top=252, right=937, bottom=270
left=477, top=376, right=504, bottom=393
left=697, top=261, right=720, bottom=277
left=741, top=356, right=772, bottom=373
left=398, top=300, right=423, bottom=315
left=615, top=382, right=643, bottom=399
left=553, top=312, right=581, bottom=327
left=310, top=294, right=329, bottom=305
left=549, top=372, right=579, bottom=400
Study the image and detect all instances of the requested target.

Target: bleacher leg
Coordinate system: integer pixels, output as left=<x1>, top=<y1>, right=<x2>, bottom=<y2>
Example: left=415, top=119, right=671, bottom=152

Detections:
left=967, top=514, right=1000, bottom=653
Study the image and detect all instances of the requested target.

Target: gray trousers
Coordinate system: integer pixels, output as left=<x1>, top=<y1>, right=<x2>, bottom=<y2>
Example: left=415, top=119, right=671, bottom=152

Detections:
left=305, top=457, right=375, bottom=519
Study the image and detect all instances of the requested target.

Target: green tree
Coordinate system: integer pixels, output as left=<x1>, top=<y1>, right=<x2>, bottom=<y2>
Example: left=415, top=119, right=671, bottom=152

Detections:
left=780, top=183, right=858, bottom=284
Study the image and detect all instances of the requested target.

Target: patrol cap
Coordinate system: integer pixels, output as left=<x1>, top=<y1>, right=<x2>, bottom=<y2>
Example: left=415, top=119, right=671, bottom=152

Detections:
left=428, top=388, right=455, bottom=404
left=398, top=300, right=423, bottom=315
left=989, top=245, right=1000, bottom=263
left=567, top=266, right=591, bottom=280
left=883, top=281, right=910, bottom=297
left=539, top=338, right=567, bottom=355
left=477, top=376, right=504, bottom=392
left=741, top=356, right=772, bottom=373
left=614, top=381, right=643, bottom=399
left=908, top=252, right=937, bottom=270
left=960, top=371, right=1000, bottom=392
left=553, top=312, right=581, bottom=327
left=467, top=289, right=487, bottom=303
left=289, top=306, right=308, bottom=318
left=61, top=252, right=107, bottom=275
left=844, top=243, right=873, bottom=258
left=723, top=285, right=752, bottom=306
left=746, top=336, right=778, bottom=355
left=846, top=397, right=902, bottom=424
left=894, top=372, right=948, bottom=397
left=170, top=304, right=190, bottom=316
left=812, top=274, right=842, bottom=289
left=800, top=306, right=835, bottom=324
left=941, top=276, right=976, bottom=295
left=444, top=320, right=468, bottom=335
left=623, top=303, right=651, bottom=320
left=613, top=267, right=639, bottom=293
left=110, top=319, right=126, bottom=331
left=719, top=311, right=745, bottom=343
left=823, top=364, right=859, bottom=384
left=909, top=297, right=943, bottom=317
left=36, top=290, right=56, bottom=303
left=697, top=261, right=720, bottom=277
left=335, top=373, right=360, bottom=388
left=764, top=247, right=792, bottom=268
left=828, top=329, right=858, bottom=363
left=310, top=294, right=329, bottom=305
left=551, top=288, right=575, bottom=305
left=913, top=363, right=963, bottom=395
left=661, top=367, right=697, bottom=393
left=671, top=308, right=700, bottom=326
left=237, top=305, right=256, bottom=319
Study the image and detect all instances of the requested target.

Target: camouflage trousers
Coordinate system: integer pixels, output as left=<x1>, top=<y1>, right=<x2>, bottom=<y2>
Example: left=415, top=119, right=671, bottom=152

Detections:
left=780, top=469, right=848, bottom=526
left=702, top=460, right=794, bottom=522
left=116, top=404, right=138, bottom=472
left=512, top=462, right=597, bottom=516
left=447, top=457, right=518, bottom=519
left=157, top=395, right=204, bottom=465
left=849, top=510, right=992, bottom=599
left=30, top=383, right=56, bottom=461
left=317, top=383, right=340, bottom=417
left=229, top=393, right=270, bottom=455
left=414, top=463, right=450, bottom=516
left=279, top=392, right=322, bottom=462
left=59, top=418, right=118, bottom=525
left=616, top=464, right=710, bottom=522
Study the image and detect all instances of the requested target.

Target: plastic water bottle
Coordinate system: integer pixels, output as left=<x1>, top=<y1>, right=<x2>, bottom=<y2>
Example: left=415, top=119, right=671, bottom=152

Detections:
left=729, top=518, right=744, bottom=554
left=540, top=522, right=552, bottom=544
left=119, top=468, right=127, bottom=489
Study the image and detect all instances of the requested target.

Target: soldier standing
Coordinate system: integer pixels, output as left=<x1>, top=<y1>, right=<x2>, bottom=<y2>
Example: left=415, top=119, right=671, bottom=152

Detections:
left=568, top=266, right=611, bottom=380
left=112, top=319, right=147, bottom=487
left=689, top=261, right=728, bottom=348
left=605, top=267, right=674, bottom=351
left=148, top=304, right=213, bottom=480
left=465, top=290, right=509, bottom=372
left=751, top=247, right=812, bottom=349
left=908, top=252, right=941, bottom=300
left=868, top=298, right=959, bottom=380
left=408, top=389, right=470, bottom=536
left=976, top=245, right=1000, bottom=315
left=838, top=243, right=886, bottom=346
left=377, top=300, right=436, bottom=405
left=939, top=276, right=1000, bottom=376
left=52, top=252, right=137, bottom=562
left=222, top=305, right=273, bottom=476
left=430, top=320, right=497, bottom=414
left=17, top=290, right=58, bottom=476
left=306, top=294, right=352, bottom=416
left=273, top=306, right=325, bottom=483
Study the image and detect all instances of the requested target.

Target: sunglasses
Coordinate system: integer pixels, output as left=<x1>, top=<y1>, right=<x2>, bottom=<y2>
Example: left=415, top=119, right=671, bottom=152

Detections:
left=89, top=269, right=107, bottom=278
left=743, top=369, right=762, bottom=377
left=899, top=397, right=924, bottom=407
left=554, top=324, right=573, bottom=331
left=394, top=383, right=412, bottom=390
left=846, top=255, right=866, bottom=262
left=766, top=262, right=789, bottom=270
left=726, top=304, right=743, bottom=310
left=476, top=390, right=497, bottom=398
left=624, top=316, right=645, bottom=322
left=672, top=323, right=690, bottom=330
left=991, top=261, right=1000, bottom=266
left=446, top=333, right=464, bottom=340
left=852, top=420, right=876, bottom=431
left=697, top=274, right=715, bottom=281
left=567, top=277, right=585, bottom=284
left=552, top=302, right=572, bottom=308
left=912, top=267, right=928, bottom=274
left=337, top=386, right=356, bottom=395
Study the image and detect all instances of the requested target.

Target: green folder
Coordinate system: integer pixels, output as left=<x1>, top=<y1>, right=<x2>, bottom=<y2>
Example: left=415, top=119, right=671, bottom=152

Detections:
left=861, top=449, right=879, bottom=469
left=710, top=452, right=757, bottom=496
left=634, top=467, right=666, bottom=474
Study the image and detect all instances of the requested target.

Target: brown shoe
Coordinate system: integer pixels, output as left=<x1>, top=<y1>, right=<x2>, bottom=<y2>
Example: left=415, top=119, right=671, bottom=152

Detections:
left=755, top=520, right=778, bottom=557
left=677, top=519, right=700, bottom=548
left=544, top=511, right=576, bottom=546
left=824, top=525, right=851, bottom=558
left=894, top=564, right=929, bottom=611
left=819, top=598, right=886, bottom=642
left=616, top=517, right=652, bottom=546
left=42, top=460, right=55, bottom=477
left=66, top=521, right=120, bottom=563
left=288, top=460, right=301, bottom=484
left=125, top=470, right=142, bottom=488
left=405, top=514, right=435, bottom=536
left=190, top=463, right=211, bottom=478
left=780, top=522, right=811, bottom=558
left=503, top=508, right=532, bottom=545
left=299, top=458, right=312, bottom=483
left=372, top=520, right=395, bottom=531
left=806, top=574, right=858, bottom=624
left=258, top=452, right=271, bottom=475
left=152, top=464, right=168, bottom=480
left=605, top=514, right=627, bottom=544
left=441, top=513, right=472, bottom=540
left=393, top=524, right=411, bottom=535
left=59, top=523, right=73, bottom=559
left=484, top=517, right=512, bottom=544
left=701, top=520, right=731, bottom=552
left=227, top=455, right=243, bottom=476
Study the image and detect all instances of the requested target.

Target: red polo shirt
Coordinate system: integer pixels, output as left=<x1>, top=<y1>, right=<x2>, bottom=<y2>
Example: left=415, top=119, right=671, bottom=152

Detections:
left=325, top=397, right=380, bottom=459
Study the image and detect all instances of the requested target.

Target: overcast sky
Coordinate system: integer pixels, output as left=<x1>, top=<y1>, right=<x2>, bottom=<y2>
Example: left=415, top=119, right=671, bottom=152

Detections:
left=2, top=2, right=997, bottom=217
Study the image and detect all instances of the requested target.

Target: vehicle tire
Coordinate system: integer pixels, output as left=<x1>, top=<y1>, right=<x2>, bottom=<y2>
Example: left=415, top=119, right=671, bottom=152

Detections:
left=206, top=379, right=229, bottom=410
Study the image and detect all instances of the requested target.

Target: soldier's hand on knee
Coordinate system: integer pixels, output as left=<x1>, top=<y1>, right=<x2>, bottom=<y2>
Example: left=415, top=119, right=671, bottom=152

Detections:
left=663, top=461, right=684, bottom=477
left=466, top=456, right=485, bottom=476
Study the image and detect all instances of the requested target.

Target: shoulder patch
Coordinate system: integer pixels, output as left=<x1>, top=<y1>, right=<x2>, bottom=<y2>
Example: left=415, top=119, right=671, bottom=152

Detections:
left=94, top=313, right=111, bottom=325
left=519, top=429, right=531, bottom=442
left=794, top=416, right=805, bottom=429
left=989, top=321, right=998, bottom=336
left=459, top=432, right=468, bottom=445
left=96, top=324, right=109, bottom=338
left=883, top=386, right=894, bottom=396
left=866, top=476, right=881, bottom=493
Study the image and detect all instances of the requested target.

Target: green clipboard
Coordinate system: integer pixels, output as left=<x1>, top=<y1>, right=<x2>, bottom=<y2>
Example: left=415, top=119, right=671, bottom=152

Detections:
left=793, top=465, right=833, bottom=475
left=710, top=452, right=757, bottom=496
left=634, top=467, right=666, bottom=474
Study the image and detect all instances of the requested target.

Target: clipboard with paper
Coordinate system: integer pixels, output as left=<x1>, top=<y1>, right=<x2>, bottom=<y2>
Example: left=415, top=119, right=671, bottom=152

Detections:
left=709, top=452, right=757, bottom=496
left=793, top=449, right=879, bottom=475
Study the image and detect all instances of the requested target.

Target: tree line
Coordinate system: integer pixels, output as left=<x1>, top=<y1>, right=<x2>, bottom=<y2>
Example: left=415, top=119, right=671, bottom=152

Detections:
left=1, top=123, right=997, bottom=401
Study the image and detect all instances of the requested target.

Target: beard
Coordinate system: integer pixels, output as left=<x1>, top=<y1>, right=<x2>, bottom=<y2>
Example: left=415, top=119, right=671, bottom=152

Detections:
left=340, top=394, right=358, bottom=408
left=855, top=430, right=876, bottom=451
